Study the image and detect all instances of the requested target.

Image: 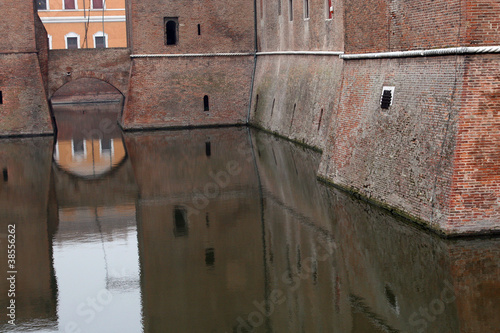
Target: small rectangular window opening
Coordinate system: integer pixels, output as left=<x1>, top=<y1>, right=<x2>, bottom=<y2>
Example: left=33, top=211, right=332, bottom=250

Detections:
left=289, top=0, right=293, bottom=20
left=2, top=169, right=8, bottom=182
left=197, top=24, right=201, bottom=35
left=64, top=0, right=76, bottom=10
left=205, top=248, right=215, bottom=267
left=67, top=37, right=78, bottom=49
left=164, top=17, right=179, bottom=45
left=173, top=207, right=188, bottom=237
left=37, top=0, right=47, bottom=10
left=278, top=0, right=282, bottom=15
left=0, top=91, right=3, bottom=104
left=260, top=0, right=264, bottom=19
left=304, top=0, right=309, bottom=19
left=380, top=86, right=395, bottom=109
left=203, top=95, right=210, bottom=111
left=95, top=36, right=106, bottom=48
left=327, top=0, right=333, bottom=19
left=205, top=141, right=211, bottom=157
left=92, top=0, right=103, bottom=9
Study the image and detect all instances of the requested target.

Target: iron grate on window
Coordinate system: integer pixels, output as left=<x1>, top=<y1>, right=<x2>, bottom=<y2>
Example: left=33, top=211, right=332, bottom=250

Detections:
left=380, top=86, right=395, bottom=109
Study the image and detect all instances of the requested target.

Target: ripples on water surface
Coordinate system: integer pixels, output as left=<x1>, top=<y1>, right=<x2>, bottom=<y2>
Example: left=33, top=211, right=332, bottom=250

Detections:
left=0, top=103, right=499, bottom=333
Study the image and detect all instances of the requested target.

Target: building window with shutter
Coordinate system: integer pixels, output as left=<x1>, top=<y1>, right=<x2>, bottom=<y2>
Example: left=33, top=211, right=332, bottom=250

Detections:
left=92, top=0, right=104, bottom=9
left=380, top=86, right=395, bottom=109
left=37, top=0, right=47, bottom=10
left=93, top=32, right=108, bottom=48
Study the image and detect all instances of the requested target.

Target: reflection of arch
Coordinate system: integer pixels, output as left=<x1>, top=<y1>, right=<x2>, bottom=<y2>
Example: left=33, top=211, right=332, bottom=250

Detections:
left=51, top=77, right=123, bottom=104
left=53, top=135, right=128, bottom=180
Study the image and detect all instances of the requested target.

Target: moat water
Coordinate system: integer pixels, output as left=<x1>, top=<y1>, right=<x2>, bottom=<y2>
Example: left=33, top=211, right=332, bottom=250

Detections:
left=0, top=102, right=499, bottom=333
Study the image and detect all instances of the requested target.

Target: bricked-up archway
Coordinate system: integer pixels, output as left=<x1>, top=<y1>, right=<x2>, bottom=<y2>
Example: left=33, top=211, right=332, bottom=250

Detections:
left=48, top=48, right=131, bottom=99
left=52, top=78, right=123, bottom=104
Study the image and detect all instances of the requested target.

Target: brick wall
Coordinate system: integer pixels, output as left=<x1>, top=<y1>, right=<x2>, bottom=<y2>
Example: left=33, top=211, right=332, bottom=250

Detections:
left=250, top=55, right=343, bottom=150
left=129, top=0, right=254, bottom=54
left=447, top=54, right=500, bottom=233
left=317, top=56, right=465, bottom=233
left=122, top=56, right=253, bottom=129
left=0, top=1, right=37, bottom=53
left=48, top=48, right=131, bottom=98
left=257, top=0, right=344, bottom=51
left=464, top=0, right=500, bottom=45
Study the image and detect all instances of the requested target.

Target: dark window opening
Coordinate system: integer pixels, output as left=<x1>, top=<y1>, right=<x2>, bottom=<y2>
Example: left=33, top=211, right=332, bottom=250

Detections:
left=67, top=37, right=78, bottom=49
left=304, top=0, right=309, bottom=18
left=260, top=0, right=264, bottom=18
left=93, top=0, right=103, bottom=9
left=290, top=103, right=297, bottom=128
left=203, top=95, right=210, bottom=111
left=270, top=98, right=275, bottom=117
left=37, top=0, right=47, bottom=10
left=0, top=91, right=3, bottom=104
left=278, top=0, right=282, bottom=15
left=95, top=36, right=106, bottom=48
left=64, top=0, right=75, bottom=10
left=254, top=95, right=259, bottom=114
left=318, top=108, right=323, bottom=131
left=205, top=248, right=215, bottom=267
left=197, top=24, right=201, bottom=35
left=380, top=88, right=394, bottom=109
left=206, top=213, right=210, bottom=227
left=289, top=0, right=293, bottom=21
left=205, top=141, right=211, bottom=157
left=2, top=169, right=8, bottom=182
left=165, top=18, right=178, bottom=45
left=173, top=207, right=188, bottom=237
left=101, top=139, right=112, bottom=152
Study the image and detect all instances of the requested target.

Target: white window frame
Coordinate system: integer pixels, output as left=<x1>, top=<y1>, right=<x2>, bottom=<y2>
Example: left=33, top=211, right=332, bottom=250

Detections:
left=63, top=0, right=78, bottom=10
left=65, top=32, right=80, bottom=49
left=93, top=31, right=109, bottom=48
left=91, top=0, right=106, bottom=10
left=48, top=34, right=53, bottom=49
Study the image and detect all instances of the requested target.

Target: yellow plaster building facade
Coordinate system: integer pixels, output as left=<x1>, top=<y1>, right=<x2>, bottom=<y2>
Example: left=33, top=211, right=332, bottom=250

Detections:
left=37, top=0, right=127, bottom=49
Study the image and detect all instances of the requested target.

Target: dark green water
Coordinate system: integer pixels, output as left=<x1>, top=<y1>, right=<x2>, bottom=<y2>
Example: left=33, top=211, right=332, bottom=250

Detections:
left=0, top=104, right=499, bottom=333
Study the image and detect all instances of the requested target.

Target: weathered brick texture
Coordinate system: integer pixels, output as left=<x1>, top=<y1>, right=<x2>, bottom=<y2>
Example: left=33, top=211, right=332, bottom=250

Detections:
left=317, top=57, right=464, bottom=233
left=48, top=48, right=131, bottom=98
left=122, top=56, right=253, bottom=129
left=250, top=55, right=343, bottom=150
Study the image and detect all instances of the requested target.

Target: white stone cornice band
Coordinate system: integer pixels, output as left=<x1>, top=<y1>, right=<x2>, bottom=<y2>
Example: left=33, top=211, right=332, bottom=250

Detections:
left=41, top=15, right=125, bottom=23
left=131, top=53, right=254, bottom=58
left=341, top=46, right=500, bottom=59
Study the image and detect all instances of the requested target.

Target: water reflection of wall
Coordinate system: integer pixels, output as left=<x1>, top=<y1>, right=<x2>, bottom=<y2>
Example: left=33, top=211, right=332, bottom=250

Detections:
left=125, top=128, right=266, bottom=332
left=252, top=130, right=500, bottom=333
left=0, top=137, right=58, bottom=330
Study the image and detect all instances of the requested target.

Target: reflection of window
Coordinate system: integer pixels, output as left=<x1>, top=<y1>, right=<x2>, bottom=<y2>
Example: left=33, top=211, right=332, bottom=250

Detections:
left=65, top=32, right=80, bottom=49
left=164, top=18, right=178, bottom=45
left=100, top=138, right=113, bottom=155
left=173, top=207, right=188, bottom=237
left=37, top=0, right=47, bottom=10
left=92, top=0, right=104, bottom=9
left=64, top=0, right=76, bottom=10
left=205, top=248, right=215, bottom=267
left=71, top=138, right=87, bottom=160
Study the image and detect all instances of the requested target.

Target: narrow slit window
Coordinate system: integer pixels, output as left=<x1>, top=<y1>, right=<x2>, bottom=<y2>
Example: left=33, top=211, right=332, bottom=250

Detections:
left=254, top=95, right=259, bottom=114
left=197, top=24, right=201, bottom=35
left=165, top=18, right=178, bottom=45
left=2, top=169, right=7, bottom=182
left=0, top=91, right=3, bottom=104
left=205, top=141, right=211, bottom=157
left=289, top=0, right=293, bottom=20
left=318, top=108, right=323, bottom=131
left=203, top=95, right=210, bottom=111
left=260, top=0, right=264, bottom=19
left=327, top=0, right=333, bottom=19
left=380, top=86, right=395, bottom=109
left=304, top=0, right=309, bottom=19
left=278, top=0, right=282, bottom=15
